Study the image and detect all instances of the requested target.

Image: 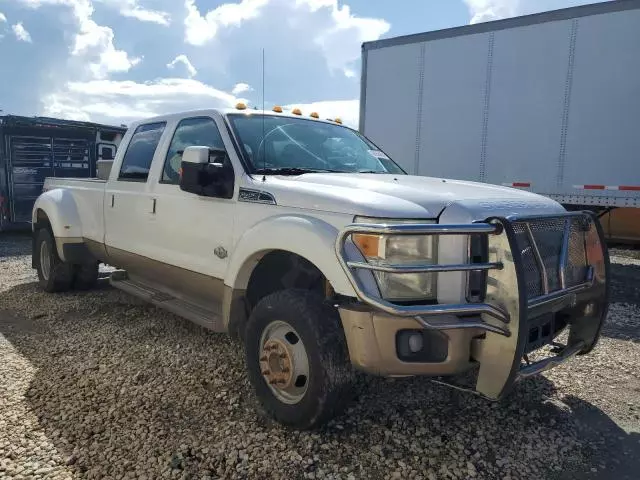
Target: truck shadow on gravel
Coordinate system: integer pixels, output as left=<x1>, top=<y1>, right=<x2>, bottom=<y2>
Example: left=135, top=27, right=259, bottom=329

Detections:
left=1, top=281, right=639, bottom=479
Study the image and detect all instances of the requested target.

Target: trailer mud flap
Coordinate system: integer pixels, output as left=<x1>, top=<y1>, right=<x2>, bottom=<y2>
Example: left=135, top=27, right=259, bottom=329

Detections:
left=471, top=213, right=609, bottom=400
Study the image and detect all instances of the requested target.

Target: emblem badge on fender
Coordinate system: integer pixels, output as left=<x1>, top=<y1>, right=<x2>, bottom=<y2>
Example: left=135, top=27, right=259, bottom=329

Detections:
left=214, top=247, right=228, bottom=259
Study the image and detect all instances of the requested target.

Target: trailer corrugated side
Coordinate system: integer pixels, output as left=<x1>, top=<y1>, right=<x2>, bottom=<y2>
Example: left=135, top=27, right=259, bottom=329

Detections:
left=360, top=0, right=640, bottom=211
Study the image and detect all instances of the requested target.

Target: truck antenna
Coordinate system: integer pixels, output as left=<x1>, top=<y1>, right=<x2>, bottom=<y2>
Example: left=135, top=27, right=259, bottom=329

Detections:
left=261, top=48, right=266, bottom=182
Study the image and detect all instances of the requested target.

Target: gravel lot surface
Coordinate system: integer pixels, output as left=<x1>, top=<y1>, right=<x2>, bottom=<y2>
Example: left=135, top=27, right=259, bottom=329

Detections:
left=1, top=233, right=639, bottom=480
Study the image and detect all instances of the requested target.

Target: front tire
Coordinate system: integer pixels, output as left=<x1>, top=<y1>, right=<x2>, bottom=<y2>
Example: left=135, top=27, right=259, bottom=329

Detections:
left=244, top=289, right=354, bottom=430
left=34, top=228, right=74, bottom=293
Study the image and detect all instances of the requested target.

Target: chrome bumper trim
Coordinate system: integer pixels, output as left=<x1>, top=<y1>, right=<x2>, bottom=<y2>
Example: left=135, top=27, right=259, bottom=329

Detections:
left=517, top=341, right=585, bottom=379
left=340, top=223, right=499, bottom=236
left=346, top=261, right=503, bottom=274
left=527, top=279, right=592, bottom=309
left=416, top=314, right=511, bottom=337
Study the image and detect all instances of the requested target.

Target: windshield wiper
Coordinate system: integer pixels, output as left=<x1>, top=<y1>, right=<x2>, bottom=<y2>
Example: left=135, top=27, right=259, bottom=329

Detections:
left=253, top=167, right=342, bottom=175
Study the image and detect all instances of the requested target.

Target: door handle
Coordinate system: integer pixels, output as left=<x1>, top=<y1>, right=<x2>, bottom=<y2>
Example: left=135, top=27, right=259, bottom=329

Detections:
left=111, top=194, right=115, bottom=208
left=151, top=198, right=157, bottom=214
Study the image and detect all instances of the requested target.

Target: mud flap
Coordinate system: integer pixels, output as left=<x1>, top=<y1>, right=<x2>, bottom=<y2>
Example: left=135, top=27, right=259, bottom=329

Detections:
left=471, top=213, right=609, bottom=400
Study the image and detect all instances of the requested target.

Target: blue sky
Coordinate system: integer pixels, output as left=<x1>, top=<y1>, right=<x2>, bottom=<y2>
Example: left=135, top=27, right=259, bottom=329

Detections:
left=0, top=0, right=605, bottom=127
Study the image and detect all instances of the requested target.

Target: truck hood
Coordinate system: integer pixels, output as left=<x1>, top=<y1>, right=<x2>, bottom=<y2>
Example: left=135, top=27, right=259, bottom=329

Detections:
left=258, top=173, right=565, bottom=220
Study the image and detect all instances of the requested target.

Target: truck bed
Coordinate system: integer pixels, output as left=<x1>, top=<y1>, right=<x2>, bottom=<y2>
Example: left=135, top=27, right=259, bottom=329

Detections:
left=41, top=177, right=107, bottom=244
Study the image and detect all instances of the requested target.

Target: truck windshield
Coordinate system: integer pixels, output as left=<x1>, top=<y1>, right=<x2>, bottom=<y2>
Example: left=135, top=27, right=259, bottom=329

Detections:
left=227, top=114, right=405, bottom=175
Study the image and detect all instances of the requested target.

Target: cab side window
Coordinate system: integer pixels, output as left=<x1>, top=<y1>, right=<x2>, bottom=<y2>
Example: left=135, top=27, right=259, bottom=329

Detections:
left=162, top=117, right=226, bottom=184
left=118, top=122, right=166, bottom=181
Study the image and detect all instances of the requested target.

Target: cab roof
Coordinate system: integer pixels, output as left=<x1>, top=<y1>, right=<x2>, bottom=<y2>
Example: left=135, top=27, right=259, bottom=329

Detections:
left=126, top=106, right=345, bottom=132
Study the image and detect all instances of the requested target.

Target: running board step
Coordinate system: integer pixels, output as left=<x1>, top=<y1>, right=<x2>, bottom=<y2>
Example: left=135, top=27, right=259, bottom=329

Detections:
left=110, top=272, right=224, bottom=332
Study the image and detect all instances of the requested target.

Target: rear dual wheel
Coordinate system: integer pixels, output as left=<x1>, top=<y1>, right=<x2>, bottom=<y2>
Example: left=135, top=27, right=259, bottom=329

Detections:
left=244, top=289, right=354, bottom=430
left=34, top=228, right=98, bottom=292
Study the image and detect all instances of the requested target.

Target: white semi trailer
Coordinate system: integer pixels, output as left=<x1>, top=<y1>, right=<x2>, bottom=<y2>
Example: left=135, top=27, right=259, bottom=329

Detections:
left=359, top=0, right=640, bottom=238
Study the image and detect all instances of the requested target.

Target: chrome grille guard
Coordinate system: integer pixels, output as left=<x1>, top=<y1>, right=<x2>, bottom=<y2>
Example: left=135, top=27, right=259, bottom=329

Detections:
left=336, top=211, right=610, bottom=397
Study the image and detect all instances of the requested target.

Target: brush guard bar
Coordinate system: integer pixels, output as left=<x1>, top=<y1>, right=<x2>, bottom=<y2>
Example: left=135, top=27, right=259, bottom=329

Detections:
left=335, top=211, right=610, bottom=399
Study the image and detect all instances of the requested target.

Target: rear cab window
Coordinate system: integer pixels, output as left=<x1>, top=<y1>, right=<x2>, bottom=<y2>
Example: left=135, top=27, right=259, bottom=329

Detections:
left=118, top=122, right=166, bottom=182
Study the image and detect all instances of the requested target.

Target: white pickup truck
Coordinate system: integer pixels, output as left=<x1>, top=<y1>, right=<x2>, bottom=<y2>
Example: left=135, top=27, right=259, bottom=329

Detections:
left=32, top=105, right=609, bottom=429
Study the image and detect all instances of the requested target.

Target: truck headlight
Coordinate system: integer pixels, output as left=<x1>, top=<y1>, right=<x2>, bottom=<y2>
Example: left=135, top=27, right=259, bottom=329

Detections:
left=352, top=217, right=438, bottom=301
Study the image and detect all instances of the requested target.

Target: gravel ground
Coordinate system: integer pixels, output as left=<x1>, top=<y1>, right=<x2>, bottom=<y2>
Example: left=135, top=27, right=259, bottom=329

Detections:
left=1, top=233, right=639, bottom=480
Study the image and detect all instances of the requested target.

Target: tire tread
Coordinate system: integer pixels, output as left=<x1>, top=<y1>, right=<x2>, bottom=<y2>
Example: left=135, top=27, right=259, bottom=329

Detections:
left=34, top=228, right=74, bottom=293
left=245, top=288, right=354, bottom=429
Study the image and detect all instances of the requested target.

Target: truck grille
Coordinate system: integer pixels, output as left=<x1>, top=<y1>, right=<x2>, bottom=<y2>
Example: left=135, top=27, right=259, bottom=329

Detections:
left=512, top=216, right=590, bottom=300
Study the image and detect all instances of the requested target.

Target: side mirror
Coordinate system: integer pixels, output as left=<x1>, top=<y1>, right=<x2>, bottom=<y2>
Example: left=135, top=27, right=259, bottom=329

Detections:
left=179, top=146, right=234, bottom=198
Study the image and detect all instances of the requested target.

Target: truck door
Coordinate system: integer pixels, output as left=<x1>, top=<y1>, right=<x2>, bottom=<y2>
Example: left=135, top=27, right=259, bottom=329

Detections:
left=104, top=121, right=167, bottom=262
left=147, top=116, right=235, bottom=283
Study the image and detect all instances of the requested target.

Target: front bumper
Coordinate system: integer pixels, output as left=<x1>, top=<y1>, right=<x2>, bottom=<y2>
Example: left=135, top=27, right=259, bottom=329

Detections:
left=335, top=211, right=609, bottom=399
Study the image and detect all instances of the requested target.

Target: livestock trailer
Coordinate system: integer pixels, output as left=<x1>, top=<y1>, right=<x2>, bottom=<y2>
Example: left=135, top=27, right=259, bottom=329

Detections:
left=360, top=0, right=640, bottom=242
left=0, top=115, right=126, bottom=231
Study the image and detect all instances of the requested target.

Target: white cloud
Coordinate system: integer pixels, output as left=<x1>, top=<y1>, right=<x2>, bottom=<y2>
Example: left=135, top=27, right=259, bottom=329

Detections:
left=463, top=0, right=594, bottom=24
left=309, top=1, right=389, bottom=76
left=167, top=54, right=197, bottom=78
left=12, top=22, right=33, bottom=42
left=18, top=0, right=141, bottom=79
left=231, top=82, right=252, bottom=95
left=184, top=0, right=388, bottom=77
left=284, top=99, right=359, bottom=128
left=344, top=68, right=356, bottom=79
left=464, top=0, right=520, bottom=23
left=11, top=0, right=386, bottom=128
left=72, top=20, right=142, bottom=78
left=0, top=12, right=7, bottom=23
left=97, top=0, right=171, bottom=25
left=184, top=0, right=268, bottom=46
left=42, top=78, right=245, bottom=123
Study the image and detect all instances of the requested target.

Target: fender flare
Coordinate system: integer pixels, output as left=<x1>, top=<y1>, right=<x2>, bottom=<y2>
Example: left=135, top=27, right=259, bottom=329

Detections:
left=224, top=214, right=357, bottom=298
left=32, top=189, right=83, bottom=257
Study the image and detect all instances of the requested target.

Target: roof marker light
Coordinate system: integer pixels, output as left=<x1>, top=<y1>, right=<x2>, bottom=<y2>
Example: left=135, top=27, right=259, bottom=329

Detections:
left=236, top=102, right=247, bottom=110
left=310, top=112, right=319, bottom=118
left=292, top=108, right=302, bottom=115
left=334, top=117, right=342, bottom=124
left=273, top=105, right=283, bottom=113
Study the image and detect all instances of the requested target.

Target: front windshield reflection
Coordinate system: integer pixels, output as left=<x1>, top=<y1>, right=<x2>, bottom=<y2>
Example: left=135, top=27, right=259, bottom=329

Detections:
left=227, top=114, right=405, bottom=174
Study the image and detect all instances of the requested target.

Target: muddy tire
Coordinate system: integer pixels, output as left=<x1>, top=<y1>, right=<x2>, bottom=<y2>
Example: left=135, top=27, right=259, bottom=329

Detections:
left=34, top=228, right=74, bottom=293
left=73, top=262, right=99, bottom=290
left=244, top=289, right=354, bottom=430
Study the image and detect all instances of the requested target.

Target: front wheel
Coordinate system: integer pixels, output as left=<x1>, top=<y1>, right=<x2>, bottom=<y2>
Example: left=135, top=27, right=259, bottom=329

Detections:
left=34, top=228, right=74, bottom=293
left=244, top=289, right=354, bottom=429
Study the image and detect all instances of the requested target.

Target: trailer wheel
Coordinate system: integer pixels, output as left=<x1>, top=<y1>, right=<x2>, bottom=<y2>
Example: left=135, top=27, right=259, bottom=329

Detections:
left=73, top=262, right=99, bottom=290
left=34, top=228, right=74, bottom=293
left=244, top=289, right=354, bottom=430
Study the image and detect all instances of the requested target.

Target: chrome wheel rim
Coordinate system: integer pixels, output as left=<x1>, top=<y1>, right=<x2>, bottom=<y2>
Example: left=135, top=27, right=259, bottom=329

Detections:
left=258, top=320, right=310, bottom=405
left=40, top=240, right=51, bottom=281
